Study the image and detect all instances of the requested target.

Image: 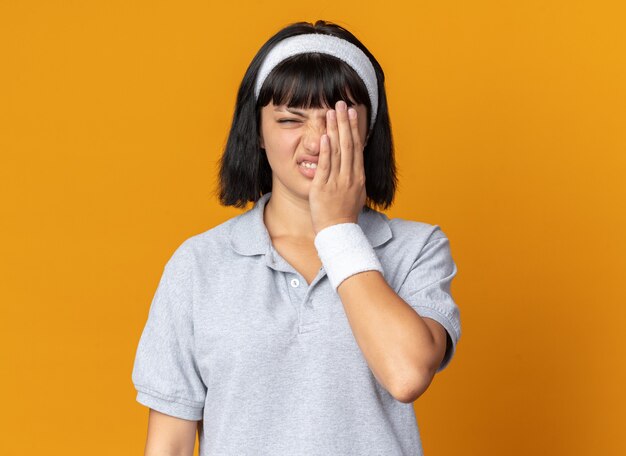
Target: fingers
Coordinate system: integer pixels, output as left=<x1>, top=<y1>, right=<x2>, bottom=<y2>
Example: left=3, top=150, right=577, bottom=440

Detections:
left=324, top=100, right=364, bottom=183
left=326, top=108, right=341, bottom=180
left=348, top=107, right=364, bottom=177
left=335, top=101, right=354, bottom=178
left=314, top=133, right=331, bottom=184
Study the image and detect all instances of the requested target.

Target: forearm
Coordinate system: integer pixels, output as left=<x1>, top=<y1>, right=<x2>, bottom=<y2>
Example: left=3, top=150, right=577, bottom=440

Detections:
left=336, top=270, right=443, bottom=402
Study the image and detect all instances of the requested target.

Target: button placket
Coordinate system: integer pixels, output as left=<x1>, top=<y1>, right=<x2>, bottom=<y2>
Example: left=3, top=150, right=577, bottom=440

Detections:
left=286, top=274, right=304, bottom=302
left=298, top=282, right=321, bottom=332
left=267, top=245, right=325, bottom=333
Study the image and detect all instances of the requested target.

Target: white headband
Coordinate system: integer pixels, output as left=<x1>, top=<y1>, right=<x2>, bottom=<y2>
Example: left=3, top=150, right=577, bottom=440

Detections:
left=254, top=34, right=378, bottom=129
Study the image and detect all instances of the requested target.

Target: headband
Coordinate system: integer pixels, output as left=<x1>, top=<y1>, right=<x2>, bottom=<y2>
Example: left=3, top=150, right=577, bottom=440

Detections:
left=254, top=33, right=378, bottom=129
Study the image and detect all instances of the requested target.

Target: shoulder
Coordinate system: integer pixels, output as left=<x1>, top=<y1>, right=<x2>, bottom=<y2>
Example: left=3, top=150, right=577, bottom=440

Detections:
left=383, top=213, right=449, bottom=250
left=163, top=214, right=244, bottom=273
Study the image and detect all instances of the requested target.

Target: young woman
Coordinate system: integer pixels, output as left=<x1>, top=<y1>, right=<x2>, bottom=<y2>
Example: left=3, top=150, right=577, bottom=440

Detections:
left=132, top=20, right=461, bottom=456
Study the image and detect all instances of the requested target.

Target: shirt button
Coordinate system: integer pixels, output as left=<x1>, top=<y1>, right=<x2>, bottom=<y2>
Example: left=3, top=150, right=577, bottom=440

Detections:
left=290, top=278, right=300, bottom=288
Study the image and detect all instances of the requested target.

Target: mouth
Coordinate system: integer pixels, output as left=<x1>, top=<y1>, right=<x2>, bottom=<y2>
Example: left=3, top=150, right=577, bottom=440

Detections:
left=298, top=160, right=318, bottom=169
left=297, top=155, right=319, bottom=168
left=297, top=159, right=317, bottom=179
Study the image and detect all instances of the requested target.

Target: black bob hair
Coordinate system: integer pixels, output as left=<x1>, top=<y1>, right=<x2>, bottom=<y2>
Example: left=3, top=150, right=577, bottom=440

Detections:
left=215, top=20, right=397, bottom=211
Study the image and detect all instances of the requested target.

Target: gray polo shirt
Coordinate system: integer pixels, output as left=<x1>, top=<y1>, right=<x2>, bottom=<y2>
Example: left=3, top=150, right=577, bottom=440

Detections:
left=132, top=191, right=461, bottom=455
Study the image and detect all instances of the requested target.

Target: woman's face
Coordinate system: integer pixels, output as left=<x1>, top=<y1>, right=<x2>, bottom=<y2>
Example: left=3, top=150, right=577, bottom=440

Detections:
left=259, top=99, right=369, bottom=201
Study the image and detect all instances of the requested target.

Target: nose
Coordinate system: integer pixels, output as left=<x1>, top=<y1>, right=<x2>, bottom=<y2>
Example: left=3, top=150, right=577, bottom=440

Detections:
left=302, top=122, right=327, bottom=154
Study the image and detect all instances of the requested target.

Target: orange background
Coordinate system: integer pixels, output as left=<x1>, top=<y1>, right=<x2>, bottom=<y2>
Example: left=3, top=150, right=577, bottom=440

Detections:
left=1, top=1, right=624, bottom=455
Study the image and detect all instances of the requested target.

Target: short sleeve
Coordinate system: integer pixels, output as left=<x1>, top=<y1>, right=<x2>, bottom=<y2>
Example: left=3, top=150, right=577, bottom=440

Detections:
left=397, top=226, right=462, bottom=373
left=131, top=243, right=206, bottom=420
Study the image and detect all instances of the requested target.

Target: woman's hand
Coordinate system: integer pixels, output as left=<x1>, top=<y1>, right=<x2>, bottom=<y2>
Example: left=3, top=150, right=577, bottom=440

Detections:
left=309, top=100, right=367, bottom=235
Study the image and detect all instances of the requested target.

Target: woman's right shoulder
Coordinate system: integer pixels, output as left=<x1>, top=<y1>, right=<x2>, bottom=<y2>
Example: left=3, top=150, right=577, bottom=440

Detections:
left=166, top=212, right=248, bottom=268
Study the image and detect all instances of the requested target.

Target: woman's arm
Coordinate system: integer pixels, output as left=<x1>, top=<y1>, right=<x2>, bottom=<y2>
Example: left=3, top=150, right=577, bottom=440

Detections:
left=143, top=409, right=198, bottom=456
left=337, top=270, right=448, bottom=404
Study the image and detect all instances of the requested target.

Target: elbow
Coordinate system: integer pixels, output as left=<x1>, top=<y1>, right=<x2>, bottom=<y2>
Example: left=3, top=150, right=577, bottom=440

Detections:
left=390, top=365, right=436, bottom=404
left=392, top=330, right=448, bottom=403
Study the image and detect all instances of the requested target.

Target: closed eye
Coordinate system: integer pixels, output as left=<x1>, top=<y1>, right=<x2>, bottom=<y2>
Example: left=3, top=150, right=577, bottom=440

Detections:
left=277, top=119, right=300, bottom=124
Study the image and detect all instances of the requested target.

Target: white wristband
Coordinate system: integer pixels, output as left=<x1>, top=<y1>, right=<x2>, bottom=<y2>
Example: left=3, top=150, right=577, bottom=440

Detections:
left=314, top=222, right=384, bottom=291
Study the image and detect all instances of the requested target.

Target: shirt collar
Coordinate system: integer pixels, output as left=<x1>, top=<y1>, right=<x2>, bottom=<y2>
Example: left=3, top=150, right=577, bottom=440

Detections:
left=230, top=191, right=393, bottom=256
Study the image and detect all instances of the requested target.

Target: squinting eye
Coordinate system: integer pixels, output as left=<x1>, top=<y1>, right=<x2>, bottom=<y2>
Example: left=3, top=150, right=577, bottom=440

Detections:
left=277, top=119, right=300, bottom=124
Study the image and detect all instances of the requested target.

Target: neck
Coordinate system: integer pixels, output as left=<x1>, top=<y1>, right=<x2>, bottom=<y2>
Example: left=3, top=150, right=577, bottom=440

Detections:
left=263, top=189, right=317, bottom=242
